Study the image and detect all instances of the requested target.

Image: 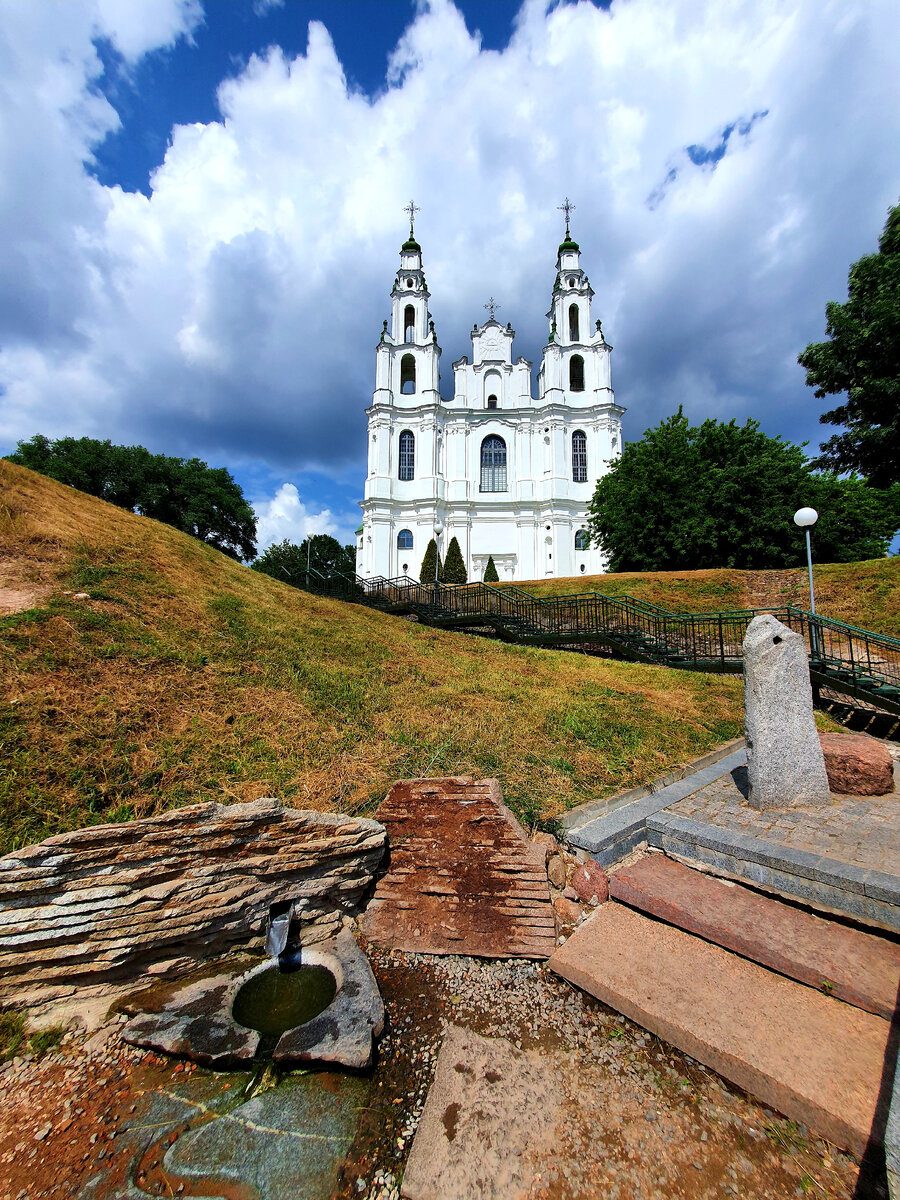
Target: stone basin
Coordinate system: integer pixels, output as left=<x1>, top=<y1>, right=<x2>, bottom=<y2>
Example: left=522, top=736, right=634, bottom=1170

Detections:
left=120, top=928, right=384, bottom=1070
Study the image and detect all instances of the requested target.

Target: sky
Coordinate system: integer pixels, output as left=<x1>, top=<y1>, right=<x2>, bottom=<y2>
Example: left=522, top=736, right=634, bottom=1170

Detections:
left=0, top=0, right=898, bottom=554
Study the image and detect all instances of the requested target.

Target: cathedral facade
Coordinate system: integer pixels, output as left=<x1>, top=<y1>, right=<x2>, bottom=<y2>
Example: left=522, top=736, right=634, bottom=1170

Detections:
left=358, top=211, right=624, bottom=583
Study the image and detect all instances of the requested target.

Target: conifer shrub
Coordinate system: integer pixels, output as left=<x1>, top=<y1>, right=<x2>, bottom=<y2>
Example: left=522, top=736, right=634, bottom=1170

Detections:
left=443, top=536, right=467, bottom=584
left=484, top=555, right=499, bottom=582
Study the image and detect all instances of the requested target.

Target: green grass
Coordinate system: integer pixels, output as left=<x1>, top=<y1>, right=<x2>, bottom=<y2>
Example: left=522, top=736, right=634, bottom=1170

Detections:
left=0, top=1010, right=64, bottom=1061
left=0, top=460, right=748, bottom=851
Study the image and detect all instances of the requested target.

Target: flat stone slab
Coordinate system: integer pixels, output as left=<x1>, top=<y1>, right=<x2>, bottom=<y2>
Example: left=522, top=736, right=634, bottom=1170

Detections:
left=80, top=1065, right=368, bottom=1200
left=359, top=777, right=556, bottom=959
left=610, top=854, right=900, bottom=1019
left=401, top=1025, right=562, bottom=1200
left=549, top=902, right=892, bottom=1157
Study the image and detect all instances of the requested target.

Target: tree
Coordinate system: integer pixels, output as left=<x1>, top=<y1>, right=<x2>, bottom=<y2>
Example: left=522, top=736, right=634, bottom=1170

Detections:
left=7, top=434, right=257, bottom=560
left=483, top=555, right=500, bottom=582
left=251, top=535, right=355, bottom=586
left=587, top=409, right=900, bottom=571
left=419, top=537, right=443, bottom=583
left=799, top=202, right=900, bottom=486
left=443, top=536, right=467, bottom=584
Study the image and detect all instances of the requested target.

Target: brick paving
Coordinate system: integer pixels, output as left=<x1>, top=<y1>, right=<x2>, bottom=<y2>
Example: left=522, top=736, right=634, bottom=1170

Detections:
left=667, top=765, right=900, bottom=878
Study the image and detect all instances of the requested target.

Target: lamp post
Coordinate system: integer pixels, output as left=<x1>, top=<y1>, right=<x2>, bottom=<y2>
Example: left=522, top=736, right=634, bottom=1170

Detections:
left=433, top=519, right=444, bottom=590
left=794, top=506, right=819, bottom=657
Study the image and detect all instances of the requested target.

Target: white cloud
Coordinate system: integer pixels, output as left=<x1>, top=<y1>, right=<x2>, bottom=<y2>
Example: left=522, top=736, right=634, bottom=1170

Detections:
left=252, top=483, right=356, bottom=552
left=0, top=0, right=898, bottom=482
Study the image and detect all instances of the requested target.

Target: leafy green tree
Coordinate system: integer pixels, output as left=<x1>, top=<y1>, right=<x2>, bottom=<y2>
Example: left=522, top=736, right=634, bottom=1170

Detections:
left=419, top=537, right=443, bottom=583
left=587, top=409, right=899, bottom=571
left=483, top=555, right=500, bottom=582
left=799, top=202, right=900, bottom=486
left=443, top=536, right=467, bottom=584
left=7, top=434, right=257, bottom=560
left=251, top=534, right=355, bottom=586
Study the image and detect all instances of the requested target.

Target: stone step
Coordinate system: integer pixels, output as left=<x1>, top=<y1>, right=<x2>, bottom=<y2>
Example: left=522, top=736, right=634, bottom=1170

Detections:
left=562, top=745, right=746, bottom=866
left=549, top=902, right=892, bottom=1157
left=609, top=854, right=900, bottom=1019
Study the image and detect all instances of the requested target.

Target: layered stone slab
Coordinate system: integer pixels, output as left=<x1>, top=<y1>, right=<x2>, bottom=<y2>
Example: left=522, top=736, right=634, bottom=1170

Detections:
left=549, top=902, right=891, bottom=1156
left=359, top=777, right=556, bottom=959
left=0, top=799, right=386, bottom=1008
left=610, top=854, right=900, bottom=1019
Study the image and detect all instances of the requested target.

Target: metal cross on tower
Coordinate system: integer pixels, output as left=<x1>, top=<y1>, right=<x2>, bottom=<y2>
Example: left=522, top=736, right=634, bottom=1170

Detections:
left=558, top=197, right=575, bottom=236
left=484, top=297, right=500, bottom=321
left=404, top=199, right=420, bottom=236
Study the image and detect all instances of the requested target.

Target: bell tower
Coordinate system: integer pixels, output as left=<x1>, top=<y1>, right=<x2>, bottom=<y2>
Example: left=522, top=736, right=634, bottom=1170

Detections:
left=538, top=198, right=614, bottom=407
left=372, top=201, right=441, bottom=410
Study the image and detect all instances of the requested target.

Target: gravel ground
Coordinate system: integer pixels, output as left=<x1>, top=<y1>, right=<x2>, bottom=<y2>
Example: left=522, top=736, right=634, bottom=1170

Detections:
left=0, top=948, right=881, bottom=1200
left=336, top=947, right=879, bottom=1200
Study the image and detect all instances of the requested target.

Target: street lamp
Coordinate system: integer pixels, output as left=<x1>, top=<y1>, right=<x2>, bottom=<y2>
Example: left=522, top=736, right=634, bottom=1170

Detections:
left=433, top=519, right=444, bottom=588
left=794, top=506, right=819, bottom=657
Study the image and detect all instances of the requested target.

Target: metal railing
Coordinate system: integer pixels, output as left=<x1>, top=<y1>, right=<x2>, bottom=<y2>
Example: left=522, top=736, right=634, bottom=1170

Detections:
left=296, top=569, right=900, bottom=715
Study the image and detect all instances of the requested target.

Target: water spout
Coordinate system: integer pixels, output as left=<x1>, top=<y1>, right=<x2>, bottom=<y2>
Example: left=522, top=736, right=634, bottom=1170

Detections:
left=265, top=900, right=293, bottom=960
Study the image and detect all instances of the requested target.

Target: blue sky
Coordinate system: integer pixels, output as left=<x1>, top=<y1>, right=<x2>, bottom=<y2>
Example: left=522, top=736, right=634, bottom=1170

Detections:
left=1, top=0, right=898, bottom=552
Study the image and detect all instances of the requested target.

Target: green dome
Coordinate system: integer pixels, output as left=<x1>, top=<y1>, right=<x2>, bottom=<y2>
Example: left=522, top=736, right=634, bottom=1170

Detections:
left=558, top=236, right=580, bottom=253
left=402, top=236, right=422, bottom=252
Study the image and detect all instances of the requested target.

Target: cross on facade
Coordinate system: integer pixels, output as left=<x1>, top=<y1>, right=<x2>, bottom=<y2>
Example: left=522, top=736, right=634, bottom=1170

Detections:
left=404, top=199, right=420, bottom=235
left=484, top=297, right=500, bottom=321
left=558, top=197, right=575, bottom=236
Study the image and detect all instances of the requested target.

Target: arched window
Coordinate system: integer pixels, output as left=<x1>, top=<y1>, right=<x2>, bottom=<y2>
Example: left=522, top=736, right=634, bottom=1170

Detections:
left=480, top=435, right=507, bottom=493
left=569, top=303, right=580, bottom=342
left=486, top=395, right=498, bottom=409
left=397, top=528, right=413, bottom=549
left=404, top=305, right=415, bottom=343
left=398, top=431, right=414, bottom=480
left=569, top=354, right=585, bottom=392
left=575, top=529, right=590, bottom=551
left=572, top=429, right=587, bottom=482
left=400, top=353, right=416, bottom=394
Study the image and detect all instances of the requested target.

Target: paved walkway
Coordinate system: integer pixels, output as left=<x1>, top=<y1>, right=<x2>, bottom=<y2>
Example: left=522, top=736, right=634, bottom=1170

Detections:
left=669, top=766, right=900, bottom=879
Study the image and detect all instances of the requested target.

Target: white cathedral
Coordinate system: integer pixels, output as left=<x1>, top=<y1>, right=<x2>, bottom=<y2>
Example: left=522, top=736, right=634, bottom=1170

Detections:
left=358, top=204, right=624, bottom=583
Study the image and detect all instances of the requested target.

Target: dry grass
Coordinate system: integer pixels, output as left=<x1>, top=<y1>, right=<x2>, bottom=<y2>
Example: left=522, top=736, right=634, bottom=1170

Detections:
left=516, top=559, right=900, bottom=636
left=0, top=461, right=747, bottom=851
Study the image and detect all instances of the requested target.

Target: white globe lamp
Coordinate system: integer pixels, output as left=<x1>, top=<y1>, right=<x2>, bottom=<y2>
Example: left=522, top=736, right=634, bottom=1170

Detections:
left=793, top=507, right=819, bottom=645
left=433, top=520, right=444, bottom=585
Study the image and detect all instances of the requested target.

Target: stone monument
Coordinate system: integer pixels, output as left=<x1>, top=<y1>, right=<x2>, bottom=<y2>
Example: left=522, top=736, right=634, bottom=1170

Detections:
left=742, top=614, right=831, bottom=809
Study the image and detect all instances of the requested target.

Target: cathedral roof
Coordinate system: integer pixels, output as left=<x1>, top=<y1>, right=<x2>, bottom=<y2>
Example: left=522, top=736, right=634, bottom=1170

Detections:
left=558, top=235, right=580, bottom=253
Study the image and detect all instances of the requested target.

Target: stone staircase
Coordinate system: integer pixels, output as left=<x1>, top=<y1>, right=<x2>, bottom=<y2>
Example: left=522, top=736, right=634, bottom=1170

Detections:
left=549, top=854, right=900, bottom=1164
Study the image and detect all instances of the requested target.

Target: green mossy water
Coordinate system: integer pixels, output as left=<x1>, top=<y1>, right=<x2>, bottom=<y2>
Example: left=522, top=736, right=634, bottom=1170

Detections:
left=232, top=964, right=336, bottom=1037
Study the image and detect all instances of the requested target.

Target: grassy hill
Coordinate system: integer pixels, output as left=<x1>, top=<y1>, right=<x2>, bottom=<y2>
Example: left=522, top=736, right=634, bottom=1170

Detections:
left=0, top=461, right=745, bottom=854
left=515, top=559, right=900, bottom=637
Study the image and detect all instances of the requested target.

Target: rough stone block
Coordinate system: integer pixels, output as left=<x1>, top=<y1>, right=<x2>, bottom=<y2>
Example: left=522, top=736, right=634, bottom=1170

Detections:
left=572, top=859, right=609, bottom=904
left=819, top=733, right=895, bottom=796
left=743, top=615, right=830, bottom=809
